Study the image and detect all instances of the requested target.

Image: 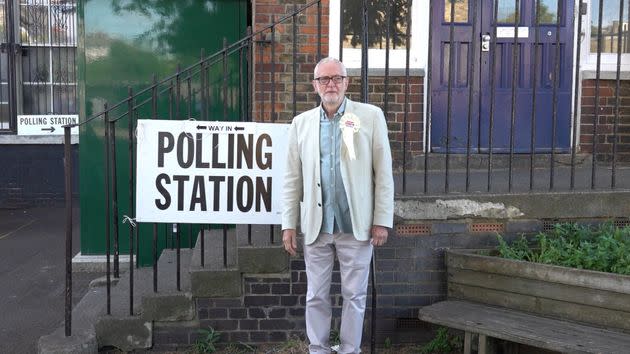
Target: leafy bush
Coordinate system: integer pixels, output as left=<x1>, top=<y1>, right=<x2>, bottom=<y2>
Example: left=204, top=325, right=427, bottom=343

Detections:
left=194, top=327, right=221, bottom=353
left=497, top=222, right=630, bottom=275
left=419, top=327, right=462, bottom=354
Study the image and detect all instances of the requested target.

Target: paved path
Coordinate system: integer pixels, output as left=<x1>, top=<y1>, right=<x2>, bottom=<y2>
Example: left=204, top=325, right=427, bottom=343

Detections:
left=0, top=207, right=98, bottom=354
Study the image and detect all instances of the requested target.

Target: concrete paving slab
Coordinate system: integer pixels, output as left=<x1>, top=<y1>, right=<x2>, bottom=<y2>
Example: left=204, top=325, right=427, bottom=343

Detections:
left=0, top=207, right=99, bottom=354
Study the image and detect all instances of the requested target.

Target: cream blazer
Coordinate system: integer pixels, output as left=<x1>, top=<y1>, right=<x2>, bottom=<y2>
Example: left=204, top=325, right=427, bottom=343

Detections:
left=281, top=99, right=394, bottom=245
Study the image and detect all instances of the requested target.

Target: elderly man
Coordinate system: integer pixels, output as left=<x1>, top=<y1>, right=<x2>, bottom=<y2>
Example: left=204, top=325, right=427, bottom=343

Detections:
left=281, top=57, right=394, bottom=354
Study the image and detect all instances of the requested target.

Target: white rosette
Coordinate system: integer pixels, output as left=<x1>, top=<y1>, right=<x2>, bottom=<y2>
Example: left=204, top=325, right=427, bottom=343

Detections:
left=339, top=113, right=360, bottom=160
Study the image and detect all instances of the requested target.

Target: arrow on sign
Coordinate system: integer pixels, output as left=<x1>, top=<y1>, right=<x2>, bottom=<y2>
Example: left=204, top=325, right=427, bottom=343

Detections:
left=41, top=126, right=56, bottom=133
left=197, top=125, right=207, bottom=130
left=234, top=126, right=245, bottom=131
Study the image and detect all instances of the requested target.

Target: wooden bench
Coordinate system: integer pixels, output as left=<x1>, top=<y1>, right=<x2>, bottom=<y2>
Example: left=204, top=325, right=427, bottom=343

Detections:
left=419, top=300, right=630, bottom=354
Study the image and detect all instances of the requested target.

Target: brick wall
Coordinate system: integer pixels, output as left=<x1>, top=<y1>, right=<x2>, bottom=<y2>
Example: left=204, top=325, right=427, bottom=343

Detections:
left=345, top=75, right=424, bottom=168
left=0, top=145, right=79, bottom=208
left=580, top=79, right=630, bottom=162
left=152, top=219, right=561, bottom=349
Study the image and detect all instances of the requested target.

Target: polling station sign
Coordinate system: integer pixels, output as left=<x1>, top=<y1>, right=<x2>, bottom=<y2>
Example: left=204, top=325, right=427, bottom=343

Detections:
left=136, top=120, right=289, bottom=224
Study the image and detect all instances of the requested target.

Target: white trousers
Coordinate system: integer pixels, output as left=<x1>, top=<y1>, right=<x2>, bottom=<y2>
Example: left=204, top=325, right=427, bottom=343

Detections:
left=303, top=232, right=373, bottom=354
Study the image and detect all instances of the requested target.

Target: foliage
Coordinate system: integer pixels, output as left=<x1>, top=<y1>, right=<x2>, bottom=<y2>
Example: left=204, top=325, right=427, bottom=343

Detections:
left=329, top=329, right=341, bottom=346
left=86, top=0, right=245, bottom=62
left=384, top=336, right=392, bottom=349
left=194, top=327, right=222, bottom=354
left=419, top=327, right=462, bottom=354
left=342, top=0, right=410, bottom=49
left=496, top=223, right=630, bottom=275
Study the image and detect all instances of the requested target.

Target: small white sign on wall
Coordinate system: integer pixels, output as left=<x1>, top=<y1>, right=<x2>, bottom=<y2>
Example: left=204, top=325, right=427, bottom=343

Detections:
left=496, top=27, right=529, bottom=38
left=17, top=115, right=79, bottom=135
left=135, top=119, right=290, bottom=225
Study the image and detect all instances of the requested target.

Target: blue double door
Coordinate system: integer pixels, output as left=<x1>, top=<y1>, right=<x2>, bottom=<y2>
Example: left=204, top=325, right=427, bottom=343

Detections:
left=431, top=0, right=575, bottom=153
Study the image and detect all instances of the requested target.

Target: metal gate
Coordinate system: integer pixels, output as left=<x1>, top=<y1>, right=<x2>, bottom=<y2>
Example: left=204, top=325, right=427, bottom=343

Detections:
left=0, top=0, right=76, bottom=132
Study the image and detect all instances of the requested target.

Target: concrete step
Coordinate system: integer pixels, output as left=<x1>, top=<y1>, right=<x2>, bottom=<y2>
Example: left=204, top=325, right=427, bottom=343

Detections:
left=39, top=248, right=196, bottom=353
left=40, top=226, right=291, bottom=353
left=140, top=249, right=195, bottom=322
left=235, top=224, right=288, bottom=273
left=189, top=228, right=241, bottom=297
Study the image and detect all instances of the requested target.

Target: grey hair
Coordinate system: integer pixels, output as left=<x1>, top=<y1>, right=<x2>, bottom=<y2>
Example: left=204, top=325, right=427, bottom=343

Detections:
left=313, top=57, right=347, bottom=77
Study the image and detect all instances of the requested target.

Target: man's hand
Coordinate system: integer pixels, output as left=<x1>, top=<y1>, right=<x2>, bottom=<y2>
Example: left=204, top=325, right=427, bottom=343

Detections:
left=370, top=225, right=388, bottom=246
left=282, top=229, right=298, bottom=256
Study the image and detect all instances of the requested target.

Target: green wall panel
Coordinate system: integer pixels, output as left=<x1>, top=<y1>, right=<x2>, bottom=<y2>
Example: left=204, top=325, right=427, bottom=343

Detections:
left=78, top=0, right=248, bottom=265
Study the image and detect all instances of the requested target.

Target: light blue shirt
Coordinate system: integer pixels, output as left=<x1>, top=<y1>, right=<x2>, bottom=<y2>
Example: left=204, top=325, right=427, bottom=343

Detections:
left=319, top=98, right=353, bottom=234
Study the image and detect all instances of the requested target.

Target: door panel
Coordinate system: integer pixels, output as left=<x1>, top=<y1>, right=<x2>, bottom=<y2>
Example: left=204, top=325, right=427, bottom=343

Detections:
left=431, top=0, right=480, bottom=153
left=431, top=0, right=574, bottom=153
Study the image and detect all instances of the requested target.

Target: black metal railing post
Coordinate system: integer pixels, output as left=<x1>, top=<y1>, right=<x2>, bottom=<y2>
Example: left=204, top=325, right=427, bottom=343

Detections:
left=270, top=21, right=276, bottom=245
left=445, top=0, right=455, bottom=193
left=127, top=87, right=134, bottom=315
left=530, top=0, right=542, bottom=191
left=592, top=0, right=605, bottom=189
left=153, top=223, right=158, bottom=292
left=612, top=0, right=625, bottom=188
left=104, top=106, right=111, bottom=315
left=508, top=0, right=521, bottom=192
left=317, top=0, right=322, bottom=61
left=109, top=116, right=120, bottom=280
left=176, top=223, right=181, bottom=291
left=425, top=0, right=434, bottom=194
left=151, top=74, right=159, bottom=293
left=339, top=0, right=345, bottom=62
left=550, top=0, right=562, bottom=190
left=570, top=3, right=585, bottom=190
left=487, top=0, right=500, bottom=192
left=293, top=4, right=298, bottom=118
left=360, top=0, right=368, bottom=103
left=63, top=125, right=73, bottom=336
left=247, top=27, right=253, bottom=122
left=466, top=0, right=479, bottom=192
left=383, top=0, right=391, bottom=119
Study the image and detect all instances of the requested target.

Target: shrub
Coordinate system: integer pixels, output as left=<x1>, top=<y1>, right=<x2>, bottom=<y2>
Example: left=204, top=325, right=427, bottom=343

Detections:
left=419, top=327, right=462, bottom=354
left=497, top=222, right=630, bottom=275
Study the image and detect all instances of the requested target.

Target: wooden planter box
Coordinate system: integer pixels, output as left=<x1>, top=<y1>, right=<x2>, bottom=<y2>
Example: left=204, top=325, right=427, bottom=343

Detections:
left=446, top=249, right=630, bottom=333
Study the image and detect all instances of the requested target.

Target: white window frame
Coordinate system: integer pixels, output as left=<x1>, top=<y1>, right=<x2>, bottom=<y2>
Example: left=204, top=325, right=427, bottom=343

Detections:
left=328, top=0, right=428, bottom=70
left=580, top=0, right=630, bottom=73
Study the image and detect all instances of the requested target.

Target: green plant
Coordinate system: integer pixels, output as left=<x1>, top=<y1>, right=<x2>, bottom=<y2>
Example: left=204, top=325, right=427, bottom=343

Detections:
left=329, top=329, right=341, bottom=346
left=194, top=327, right=221, bottom=353
left=419, top=327, right=462, bottom=354
left=384, top=336, right=392, bottom=349
left=496, top=222, right=630, bottom=275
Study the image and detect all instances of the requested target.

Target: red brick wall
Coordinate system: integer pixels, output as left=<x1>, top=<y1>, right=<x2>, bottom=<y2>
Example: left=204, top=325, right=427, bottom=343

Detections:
left=253, top=0, right=328, bottom=122
left=345, top=76, right=424, bottom=167
left=252, top=0, right=424, bottom=167
left=580, top=79, right=630, bottom=162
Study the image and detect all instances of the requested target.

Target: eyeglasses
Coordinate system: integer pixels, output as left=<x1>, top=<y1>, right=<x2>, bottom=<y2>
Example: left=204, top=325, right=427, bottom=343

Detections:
left=314, top=75, right=346, bottom=85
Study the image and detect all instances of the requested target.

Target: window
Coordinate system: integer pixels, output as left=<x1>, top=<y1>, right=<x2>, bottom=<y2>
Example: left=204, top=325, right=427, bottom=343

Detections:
left=444, top=0, right=469, bottom=23
left=20, top=0, right=77, bottom=114
left=328, top=0, right=424, bottom=69
left=583, top=0, right=630, bottom=72
left=0, top=0, right=77, bottom=132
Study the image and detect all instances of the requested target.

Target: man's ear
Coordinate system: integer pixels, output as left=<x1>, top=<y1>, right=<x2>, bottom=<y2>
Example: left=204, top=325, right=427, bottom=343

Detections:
left=312, top=80, right=318, bottom=93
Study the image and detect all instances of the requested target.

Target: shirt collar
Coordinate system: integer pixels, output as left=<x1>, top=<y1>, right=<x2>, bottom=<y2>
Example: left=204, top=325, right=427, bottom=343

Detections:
left=320, top=97, right=347, bottom=122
